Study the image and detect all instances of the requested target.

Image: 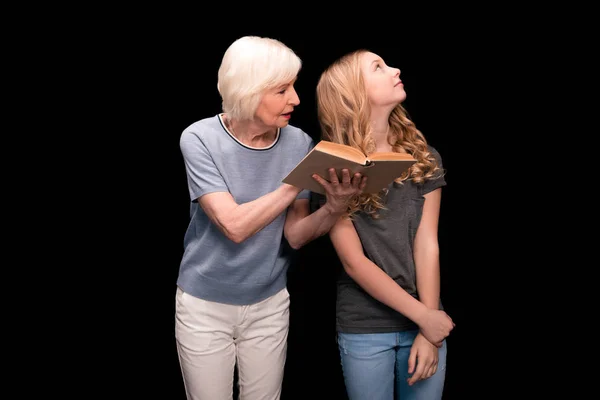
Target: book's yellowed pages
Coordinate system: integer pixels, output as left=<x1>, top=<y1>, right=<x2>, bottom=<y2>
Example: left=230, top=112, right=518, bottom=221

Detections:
left=282, top=141, right=416, bottom=194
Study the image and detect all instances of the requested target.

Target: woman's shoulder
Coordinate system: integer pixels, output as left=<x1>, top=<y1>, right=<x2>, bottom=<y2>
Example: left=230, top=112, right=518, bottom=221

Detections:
left=180, top=115, right=222, bottom=140
left=184, top=114, right=220, bottom=132
left=282, top=124, right=314, bottom=147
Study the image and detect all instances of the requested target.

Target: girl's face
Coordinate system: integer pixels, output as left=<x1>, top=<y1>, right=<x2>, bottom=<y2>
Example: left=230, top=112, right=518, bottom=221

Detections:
left=360, top=52, right=406, bottom=108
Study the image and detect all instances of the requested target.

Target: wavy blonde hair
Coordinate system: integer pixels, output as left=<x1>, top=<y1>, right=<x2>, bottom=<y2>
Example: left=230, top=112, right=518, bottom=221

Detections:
left=316, top=50, right=442, bottom=218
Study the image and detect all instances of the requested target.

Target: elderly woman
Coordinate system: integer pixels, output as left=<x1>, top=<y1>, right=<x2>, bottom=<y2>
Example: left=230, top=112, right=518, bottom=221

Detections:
left=175, top=36, right=365, bottom=400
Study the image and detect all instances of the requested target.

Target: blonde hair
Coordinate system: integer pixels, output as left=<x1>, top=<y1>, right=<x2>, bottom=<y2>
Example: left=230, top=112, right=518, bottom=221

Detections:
left=217, top=36, right=302, bottom=121
left=316, top=50, right=442, bottom=217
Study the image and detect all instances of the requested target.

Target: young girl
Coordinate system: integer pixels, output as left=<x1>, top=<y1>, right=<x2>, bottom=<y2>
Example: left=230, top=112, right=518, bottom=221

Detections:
left=315, top=49, right=454, bottom=400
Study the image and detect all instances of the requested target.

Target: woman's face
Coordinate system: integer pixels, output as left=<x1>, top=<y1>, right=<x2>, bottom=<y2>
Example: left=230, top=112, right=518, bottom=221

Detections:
left=360, top=52, right=406, bottom=108
left=254, top=78, right=300, bottom=129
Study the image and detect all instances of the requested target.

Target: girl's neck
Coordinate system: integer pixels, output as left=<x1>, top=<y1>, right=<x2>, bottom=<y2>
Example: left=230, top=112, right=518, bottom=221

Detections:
left=371, top=123, right=392, bottom=152
left=370, top=112, right=392, bottom=152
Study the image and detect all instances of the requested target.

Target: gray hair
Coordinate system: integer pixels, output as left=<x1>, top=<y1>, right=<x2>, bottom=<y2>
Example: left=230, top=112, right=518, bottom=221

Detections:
left=217, top=36, right=302, bottom=121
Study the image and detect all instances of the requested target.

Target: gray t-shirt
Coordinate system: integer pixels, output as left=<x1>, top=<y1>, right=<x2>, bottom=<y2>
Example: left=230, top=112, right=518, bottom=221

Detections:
left=177, top=114, right=314, bottom=305
left=333, top=146, right=446, bottom=333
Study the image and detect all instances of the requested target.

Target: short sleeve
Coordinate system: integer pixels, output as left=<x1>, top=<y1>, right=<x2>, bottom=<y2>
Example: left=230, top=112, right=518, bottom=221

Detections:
left=180, top=132, right=229, bottom=202
left=421, top=146, right=447, bottom=195
left=296, top=136, right=316, bottom=200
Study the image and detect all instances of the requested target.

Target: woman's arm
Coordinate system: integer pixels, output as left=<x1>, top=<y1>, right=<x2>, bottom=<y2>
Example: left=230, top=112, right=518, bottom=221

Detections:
left=329, top=217, right=453, bottom=346
left=198, top=184, right=301, bottom=244
left=200, top=168, right=364, bottom=245
left=283, top=169, right=366, bottom=249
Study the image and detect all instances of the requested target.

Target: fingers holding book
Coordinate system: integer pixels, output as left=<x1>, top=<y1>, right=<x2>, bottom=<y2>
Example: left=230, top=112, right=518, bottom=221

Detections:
left=336, top=168, right=352, bottom=186
left=312, top=168, right=367, bottom=214
left=312, top=168, right=367, bottom=191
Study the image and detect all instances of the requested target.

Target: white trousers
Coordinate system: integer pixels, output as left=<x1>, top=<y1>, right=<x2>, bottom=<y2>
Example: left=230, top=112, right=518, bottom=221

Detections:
left=175, top=287, right=290, bottom=400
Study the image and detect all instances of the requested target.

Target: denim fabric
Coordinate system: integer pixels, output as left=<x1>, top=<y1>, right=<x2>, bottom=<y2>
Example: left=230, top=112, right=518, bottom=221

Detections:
left=338, top=330, right=447, bottom=400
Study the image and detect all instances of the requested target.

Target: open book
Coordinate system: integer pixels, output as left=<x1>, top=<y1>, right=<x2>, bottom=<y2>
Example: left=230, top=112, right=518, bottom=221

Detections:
left=283, top=140, right=417, bottom=194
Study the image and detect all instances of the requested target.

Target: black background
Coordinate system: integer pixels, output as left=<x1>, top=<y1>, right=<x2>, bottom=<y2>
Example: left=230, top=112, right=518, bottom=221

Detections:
left=14, top=6, right=577, bottom=397
left=80, top=21, right=511, bottom=400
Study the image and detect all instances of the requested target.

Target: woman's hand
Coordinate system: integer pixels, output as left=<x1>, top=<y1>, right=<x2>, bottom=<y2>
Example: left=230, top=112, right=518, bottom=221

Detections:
left=312, top=168, right=367, bottom=214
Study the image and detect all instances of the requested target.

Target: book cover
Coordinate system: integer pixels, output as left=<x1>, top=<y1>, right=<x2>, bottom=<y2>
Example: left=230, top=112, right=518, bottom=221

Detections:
left=282, top=141, right=416, bottom=194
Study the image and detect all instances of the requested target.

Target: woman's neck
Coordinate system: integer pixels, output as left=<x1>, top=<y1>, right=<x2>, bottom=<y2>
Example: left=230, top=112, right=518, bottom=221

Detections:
left=225, top=115, right=277, bottom=147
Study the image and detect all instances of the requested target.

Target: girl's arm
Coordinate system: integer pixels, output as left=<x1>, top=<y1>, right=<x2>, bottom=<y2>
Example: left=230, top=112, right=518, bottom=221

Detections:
left=414, top=188, right=443, bottom=311
left=329, top=217, right=453, bottom=346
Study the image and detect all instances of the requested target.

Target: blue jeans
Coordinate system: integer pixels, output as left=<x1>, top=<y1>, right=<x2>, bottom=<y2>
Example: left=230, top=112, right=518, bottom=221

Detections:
left=338, top=330, right=447, bottom=400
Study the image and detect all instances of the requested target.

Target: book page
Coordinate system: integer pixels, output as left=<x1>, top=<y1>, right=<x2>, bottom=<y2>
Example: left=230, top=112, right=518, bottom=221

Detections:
left=314, top=141, right=367, bottom=164
left=368, top=152, right=416, bottom=161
